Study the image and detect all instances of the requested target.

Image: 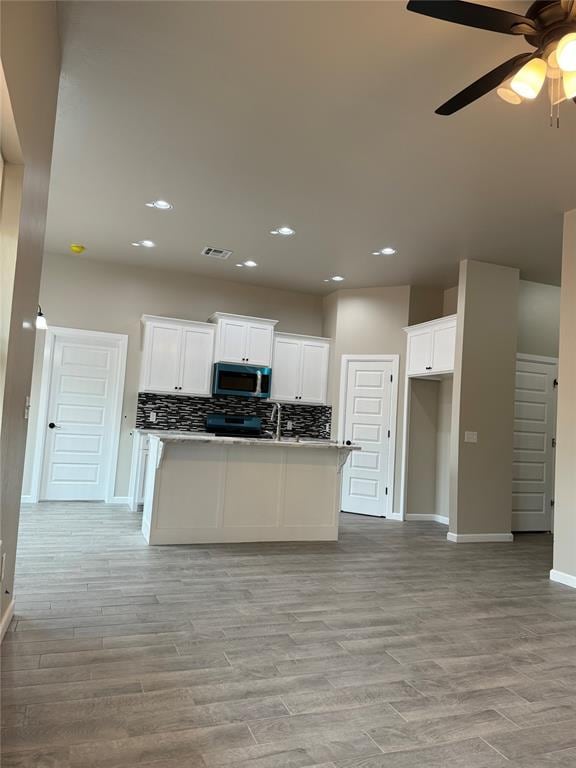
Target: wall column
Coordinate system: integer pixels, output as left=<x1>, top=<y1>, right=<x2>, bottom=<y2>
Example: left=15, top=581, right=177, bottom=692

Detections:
left=551, top=210, right=576, bottom=587
left=448, top=259, right=519, bottom=542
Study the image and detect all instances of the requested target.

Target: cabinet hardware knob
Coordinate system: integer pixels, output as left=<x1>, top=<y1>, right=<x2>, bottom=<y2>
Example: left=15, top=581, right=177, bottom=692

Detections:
left=425, top=366, right=432, bottom=370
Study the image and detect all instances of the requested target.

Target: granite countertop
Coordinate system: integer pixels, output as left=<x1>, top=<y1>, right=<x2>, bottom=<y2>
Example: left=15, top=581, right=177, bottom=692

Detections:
left=137, top=429, right=358, bottom=451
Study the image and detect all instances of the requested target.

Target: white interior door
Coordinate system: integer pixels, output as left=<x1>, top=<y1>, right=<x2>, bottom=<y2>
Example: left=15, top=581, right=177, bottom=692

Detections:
left=340, top=358, right=397, bottom=517
left=512, top=356, right=558, bottom=532
left=40, top=331, right=125, bottom=501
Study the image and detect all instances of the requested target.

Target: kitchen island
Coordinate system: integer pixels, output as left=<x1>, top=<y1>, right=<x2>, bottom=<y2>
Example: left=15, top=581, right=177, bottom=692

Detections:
left=141, top=432, right=356, bottom=545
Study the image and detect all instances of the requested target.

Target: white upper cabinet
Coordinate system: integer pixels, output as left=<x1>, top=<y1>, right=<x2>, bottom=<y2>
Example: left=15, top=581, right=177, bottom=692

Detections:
left=405, top=315, right=457, bottom=377
left=209, top=313, right=277, bottom=367
left=140, top=316, right=215, bottom=395
left=271, top=333, right=330, bottom=405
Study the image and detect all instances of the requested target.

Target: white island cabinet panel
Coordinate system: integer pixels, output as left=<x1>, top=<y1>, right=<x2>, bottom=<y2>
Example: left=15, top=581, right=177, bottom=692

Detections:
left=142, top=434, right=355, bottom=545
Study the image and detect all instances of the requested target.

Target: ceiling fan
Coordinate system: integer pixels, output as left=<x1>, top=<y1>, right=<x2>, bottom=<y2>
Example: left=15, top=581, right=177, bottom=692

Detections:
left=406, top=0, right=576, bottom=116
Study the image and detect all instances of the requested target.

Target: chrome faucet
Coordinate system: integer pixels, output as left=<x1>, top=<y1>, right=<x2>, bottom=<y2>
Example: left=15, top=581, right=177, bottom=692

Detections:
left=270, top=403, right=282, bottom=441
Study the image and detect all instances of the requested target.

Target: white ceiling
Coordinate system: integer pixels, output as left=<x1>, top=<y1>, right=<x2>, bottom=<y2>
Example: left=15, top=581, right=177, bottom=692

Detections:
left=45, top=1, right=576, bottom=293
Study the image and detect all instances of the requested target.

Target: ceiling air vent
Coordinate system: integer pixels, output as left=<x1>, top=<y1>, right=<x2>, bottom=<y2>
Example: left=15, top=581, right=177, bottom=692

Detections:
left=201, top=246, right=233, bottom=261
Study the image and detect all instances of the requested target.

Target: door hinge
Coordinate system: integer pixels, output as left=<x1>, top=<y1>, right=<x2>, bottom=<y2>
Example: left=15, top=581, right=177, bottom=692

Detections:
left=387, top=429, right=391, bottom=438
left=385, top=487, right=388, bottom=496
left=552, top=437, right=556, bottom=448
left=390, top=374, right=393, bottom=383
left=551, top=499, right=555, bottom=508
left=553, top=378, right=558, bottom=388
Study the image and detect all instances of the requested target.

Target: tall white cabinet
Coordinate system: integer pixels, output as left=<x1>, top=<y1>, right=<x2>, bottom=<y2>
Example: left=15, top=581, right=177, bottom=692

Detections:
left=271, top=333, right=330, bottom=404
left=140, top=316, right=215, bottom=396
left=209, top=313, right=277, bottom=366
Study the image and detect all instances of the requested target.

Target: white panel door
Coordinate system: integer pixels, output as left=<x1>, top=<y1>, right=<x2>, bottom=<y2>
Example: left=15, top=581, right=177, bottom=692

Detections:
left=218, top=319, right=247, bottom=363
left=245, top=324, right=274, bottom=366
left=41, top=334, right=122, bottom=501
left=271, top=336, right=301, bottom=401
left=341, top=360, right=394, bottom=517
left=142, top=323, right=182, bottom=393
left=407, top=330, right=432, bottom=375
left=300, top=340, right=329, bottom=404
left=431, top=324, right=456, bottom=373
left=179, top=325, right=214, bottom=395
left=512, top=357, right=557, bottom=532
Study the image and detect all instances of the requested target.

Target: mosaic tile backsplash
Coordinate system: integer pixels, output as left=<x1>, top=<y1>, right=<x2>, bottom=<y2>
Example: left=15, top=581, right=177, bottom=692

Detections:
left=136, top=392, right=332, bottom=440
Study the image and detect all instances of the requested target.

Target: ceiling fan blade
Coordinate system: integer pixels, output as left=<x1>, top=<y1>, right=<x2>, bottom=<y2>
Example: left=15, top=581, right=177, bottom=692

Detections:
left=435, top=52, right=536, bottom=115
left=406, top=1, right=536, bottom=35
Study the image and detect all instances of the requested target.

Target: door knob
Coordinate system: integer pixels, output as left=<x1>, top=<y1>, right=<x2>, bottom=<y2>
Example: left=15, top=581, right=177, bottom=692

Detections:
left=345, top=440, right=352, bottom=446
left=48, top=422, right=61, bottom=429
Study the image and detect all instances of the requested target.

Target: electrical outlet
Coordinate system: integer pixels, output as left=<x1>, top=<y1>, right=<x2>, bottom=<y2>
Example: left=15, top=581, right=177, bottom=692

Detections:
left=464, top=431, right=478, bottom=444
left=286, top=420, right=293, bottom=431
left=325, top=423, right=331, bottom=434
left=149, top=412, right=157, bottom=423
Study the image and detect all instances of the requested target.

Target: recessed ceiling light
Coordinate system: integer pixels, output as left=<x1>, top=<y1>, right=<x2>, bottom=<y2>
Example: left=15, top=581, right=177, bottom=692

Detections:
left=243, top=260, right=258, bottom=268
left=270, top=226, right=295, bottom=237
left=235, top=263, right=244, bottom=268
left=145, top=200, right=173, bottom=210
left=330, top=275, right=345, bottom=282
left=373, top=247, right=397, bottom=256
left=131, top=239, right=156, bottom=248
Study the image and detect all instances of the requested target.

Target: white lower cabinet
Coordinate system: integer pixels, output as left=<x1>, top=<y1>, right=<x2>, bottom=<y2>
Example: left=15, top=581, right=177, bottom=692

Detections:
left=271, top=333, right=330, bottom=405
left=405, top=315, right=456, bottom=377
left=140, top=316, right=215, bottom=395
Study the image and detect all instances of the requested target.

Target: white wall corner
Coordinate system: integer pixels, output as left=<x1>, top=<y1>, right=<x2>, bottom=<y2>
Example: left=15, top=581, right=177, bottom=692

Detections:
left=447, top=532, right=514, bottom=543
left=550, top=569, right=576, bottom=589
left=0, top=599, right=15, bottom=642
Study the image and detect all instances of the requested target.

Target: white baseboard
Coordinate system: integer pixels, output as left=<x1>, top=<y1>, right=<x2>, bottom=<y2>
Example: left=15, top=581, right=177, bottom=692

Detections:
left=447, top=532, right=514, bottom=543
left=406, top=514, right=449, bottom=526
left=20, top=495, right=36, bottom=504
left=108, top=496, right=130, bottom=505
left=0, top=599, right=15, bottom=642
left=550, top=569, right=576, bottom=589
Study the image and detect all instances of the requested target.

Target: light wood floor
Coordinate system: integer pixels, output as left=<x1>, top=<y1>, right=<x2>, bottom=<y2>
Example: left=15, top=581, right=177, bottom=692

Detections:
left=2, top=504, right=576, bottom=767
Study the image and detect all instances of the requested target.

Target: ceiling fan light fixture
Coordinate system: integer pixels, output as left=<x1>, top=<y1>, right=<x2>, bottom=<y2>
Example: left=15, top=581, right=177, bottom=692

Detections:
left=497, top=86, right=522, bottom=105
left=563, top=70, right=576, bottom=99
left=557, top=33, right=576, bottom=72
left=511, top=58, right=547, bottom=100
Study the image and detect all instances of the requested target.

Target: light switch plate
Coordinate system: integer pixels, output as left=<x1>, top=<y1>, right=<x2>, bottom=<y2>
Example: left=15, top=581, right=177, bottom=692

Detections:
left=464, top=431, right=478, bottom=444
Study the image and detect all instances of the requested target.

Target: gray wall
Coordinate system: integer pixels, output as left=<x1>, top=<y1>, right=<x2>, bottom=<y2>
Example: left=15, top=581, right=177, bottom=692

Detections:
left=450, top=260, right=519, bottom=536
left=517, top=280, right=560, bottom=358
left=0, top=0, right=60, bottom=622
left=553, top=210, right=576, bottom=581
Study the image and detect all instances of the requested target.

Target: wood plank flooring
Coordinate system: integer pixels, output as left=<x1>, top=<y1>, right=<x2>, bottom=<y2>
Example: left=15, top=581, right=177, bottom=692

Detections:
left=2, top=503, right=576, bottom=767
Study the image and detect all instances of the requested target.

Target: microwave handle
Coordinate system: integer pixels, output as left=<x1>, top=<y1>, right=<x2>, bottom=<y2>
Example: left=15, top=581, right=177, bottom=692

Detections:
left=254, top=369, right=262, bottom=396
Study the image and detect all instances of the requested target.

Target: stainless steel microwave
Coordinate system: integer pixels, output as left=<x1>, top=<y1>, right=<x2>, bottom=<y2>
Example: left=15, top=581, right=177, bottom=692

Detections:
left=212, top=362, right=272, bottom=398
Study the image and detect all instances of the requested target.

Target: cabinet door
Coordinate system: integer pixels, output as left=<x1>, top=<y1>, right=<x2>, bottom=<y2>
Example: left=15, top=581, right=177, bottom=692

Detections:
left=407, top=330, right=433, bottom=376
left=271, top=337, right=301, bottom=401
left=431, top=323, right=456, bottom=373
left=300, top=340, right=329, bottom=404
left=179, top=326, right=214, bottom=395
left=245, top=323, right=274, bottom=366
left=217, top=319, right=247, bottom=363
left=142, top=323, right=182, bottom=392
